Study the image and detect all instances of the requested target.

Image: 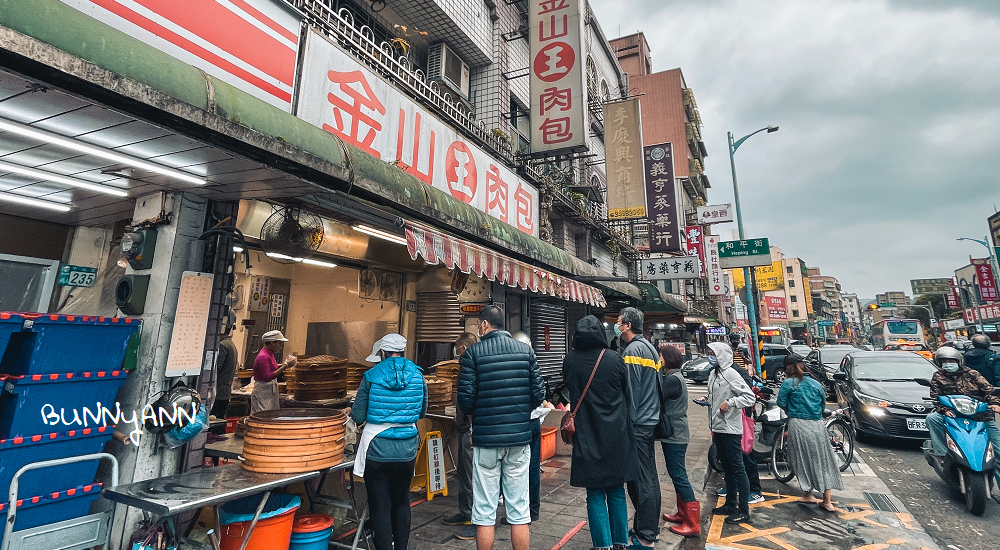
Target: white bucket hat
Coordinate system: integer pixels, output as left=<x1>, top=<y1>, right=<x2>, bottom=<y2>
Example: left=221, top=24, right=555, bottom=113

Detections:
left=366, top=333, right=407, bottom=362
left=261, top=330, right=288, bottom=342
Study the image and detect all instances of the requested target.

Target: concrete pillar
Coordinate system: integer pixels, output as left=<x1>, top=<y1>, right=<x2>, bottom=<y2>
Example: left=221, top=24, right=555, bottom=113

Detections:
left=102, top=193, right=208, bottom=548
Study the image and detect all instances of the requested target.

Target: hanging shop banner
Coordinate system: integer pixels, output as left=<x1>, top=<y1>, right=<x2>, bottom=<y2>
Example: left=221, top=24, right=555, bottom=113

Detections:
left=605, top=98, right=646, bottom=219
left=971, top=258, right=998, bottom=302
left=705, top=234, right=725, bottom=295
left=404, top=221, right=606, bottom=307
left=696, top=204, right=734, bottom=225
left=643, top=143, right=682, bottom=252
left=684, top=225, right=707, bottom=278
left=964, top=304, right=1000, bottom=324
left=640, top=256, right=701, bottom=280
left=766, top=296, right=788, bottom=320
left=60, top=0, right=301, bottom=111
left=946, top=278, right=960, bottom=309
left=732, top=261, right=785, bottom=292
left=528, top=0, right=588, bottom=155
left=298, top=30, right=540, bottom=237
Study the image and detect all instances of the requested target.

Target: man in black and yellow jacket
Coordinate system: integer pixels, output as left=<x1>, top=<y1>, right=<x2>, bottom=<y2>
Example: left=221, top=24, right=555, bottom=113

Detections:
left=616, top=307, right=661, bottom=549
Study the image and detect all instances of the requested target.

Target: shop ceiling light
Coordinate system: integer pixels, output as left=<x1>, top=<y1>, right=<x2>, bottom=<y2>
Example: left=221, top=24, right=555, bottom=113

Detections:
left=0, top=191, right=71, bottom=212
left=265, top=251, right=337, bottom=268
left=233, top=246, right=244, bottom=253
left=352, top=224, right=407, bottom=245
left=302, top=258, right=337, bottom=268
left=0, top=117, right=206, bottom=186
left=0, top=159, right=128, bottom=197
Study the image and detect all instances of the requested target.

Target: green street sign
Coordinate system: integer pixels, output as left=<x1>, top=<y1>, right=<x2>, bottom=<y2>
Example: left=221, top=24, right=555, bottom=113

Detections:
left=57, top=264, right=97, bottom=287
left=718, top=238, right=771, bottom=269
left=910, top=278, right=952, bottom=295
left=879, top=302, right=897, bottom=308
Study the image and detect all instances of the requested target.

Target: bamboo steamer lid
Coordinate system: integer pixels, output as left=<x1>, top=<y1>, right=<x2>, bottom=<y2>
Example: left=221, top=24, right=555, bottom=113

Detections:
left=242, top=408, right=348, bottom=473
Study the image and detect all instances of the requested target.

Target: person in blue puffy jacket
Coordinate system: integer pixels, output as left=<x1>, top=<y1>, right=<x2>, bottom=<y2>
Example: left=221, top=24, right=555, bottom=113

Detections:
left=351, top=333, right=427, bottom=550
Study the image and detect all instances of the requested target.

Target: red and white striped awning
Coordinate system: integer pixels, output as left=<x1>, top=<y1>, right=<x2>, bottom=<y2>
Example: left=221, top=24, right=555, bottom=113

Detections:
left=405, top=222, right=607, bottom=307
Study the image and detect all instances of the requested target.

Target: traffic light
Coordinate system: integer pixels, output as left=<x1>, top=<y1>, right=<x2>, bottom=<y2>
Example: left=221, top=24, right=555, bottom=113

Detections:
left=867, top=304, right=879, bottom=310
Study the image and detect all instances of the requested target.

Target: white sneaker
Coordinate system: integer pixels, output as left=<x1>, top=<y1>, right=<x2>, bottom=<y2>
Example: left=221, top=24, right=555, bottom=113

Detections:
left=748, top=492, right=765, bottom=504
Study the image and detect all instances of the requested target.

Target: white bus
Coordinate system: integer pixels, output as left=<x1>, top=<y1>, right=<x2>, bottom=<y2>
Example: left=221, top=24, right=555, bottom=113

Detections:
left=871, top=319, right=925, bottom=350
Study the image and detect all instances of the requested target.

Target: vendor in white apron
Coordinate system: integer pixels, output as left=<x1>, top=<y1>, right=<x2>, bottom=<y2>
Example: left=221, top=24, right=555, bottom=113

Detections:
left=251, top=330, right=296, bottom=413
left=350, top=333, right=427, bottom=550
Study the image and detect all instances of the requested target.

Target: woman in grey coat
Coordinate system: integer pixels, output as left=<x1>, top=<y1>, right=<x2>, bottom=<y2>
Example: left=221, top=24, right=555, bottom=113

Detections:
left=658, top=344, right=700, bottom=537
left=705, top=342, right=756, bottom=524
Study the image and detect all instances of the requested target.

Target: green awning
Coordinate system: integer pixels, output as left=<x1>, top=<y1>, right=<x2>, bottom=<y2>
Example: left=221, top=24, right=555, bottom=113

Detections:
left=635, top=283, right=688, bottom=313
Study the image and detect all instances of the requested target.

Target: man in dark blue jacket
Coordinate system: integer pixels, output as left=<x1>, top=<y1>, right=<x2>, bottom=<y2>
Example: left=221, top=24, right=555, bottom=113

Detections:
left=458, top=305, right=545, bottom=550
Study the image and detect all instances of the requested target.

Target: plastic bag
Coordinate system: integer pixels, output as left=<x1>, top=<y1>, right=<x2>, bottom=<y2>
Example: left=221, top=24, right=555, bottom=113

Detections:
left=162, top=402, right=209, bottom=448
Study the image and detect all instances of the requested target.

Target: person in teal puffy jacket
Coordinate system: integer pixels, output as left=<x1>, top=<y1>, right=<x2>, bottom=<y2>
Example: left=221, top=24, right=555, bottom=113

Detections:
left=351, top=333, right=427, bottom=550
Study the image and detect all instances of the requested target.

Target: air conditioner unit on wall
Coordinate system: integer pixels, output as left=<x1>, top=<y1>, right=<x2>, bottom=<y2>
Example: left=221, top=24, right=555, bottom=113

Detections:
left=428, top=42, right=471, bottom=99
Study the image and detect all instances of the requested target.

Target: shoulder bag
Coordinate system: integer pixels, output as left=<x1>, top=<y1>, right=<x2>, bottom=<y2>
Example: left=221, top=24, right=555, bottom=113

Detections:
left=560, top=349, right=606, bottom=444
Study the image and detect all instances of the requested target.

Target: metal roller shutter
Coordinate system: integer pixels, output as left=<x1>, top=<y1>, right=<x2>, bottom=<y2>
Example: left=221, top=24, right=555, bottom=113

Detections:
left=416, top=292, right=466, bottom=342
left=530, top=301, right=568, bottom=393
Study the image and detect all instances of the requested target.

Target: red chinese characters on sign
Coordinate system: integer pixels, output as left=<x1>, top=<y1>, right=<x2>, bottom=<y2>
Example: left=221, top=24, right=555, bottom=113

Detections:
left=684, top=225, right=706, bottom=278
left=445, top=141, right=478, bottom=203
left=323, top=71, right=386, bottom=158
left=539, top=117, right=573, bottom=145
left=395, top=110, right=435, bottom=184
left=530, top=0, right=584, bottom=154
left=947, top=278, right=960, bottom=309
left=972, top=258, right=998, bottom=302
left=766, top=296, right=788, bottom=320
left=533, top=42, right=575, bottom=83
left=539, top=87, right=572, bottom=117
left=515, top=183, right=535, bottom=234
left=486, top=165, right=509, bottom=223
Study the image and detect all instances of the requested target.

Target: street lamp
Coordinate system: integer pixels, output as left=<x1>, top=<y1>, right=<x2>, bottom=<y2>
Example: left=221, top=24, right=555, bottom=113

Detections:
left=728, top=125, right=779, bottom=376
left=957, top=236, right=1000, bottom=289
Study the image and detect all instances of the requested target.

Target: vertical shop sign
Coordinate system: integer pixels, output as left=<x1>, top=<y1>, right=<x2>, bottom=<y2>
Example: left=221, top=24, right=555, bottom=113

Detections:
left=604, top=98, right=646, bottom=219
left=766, top=296, right=788, bottom=320
left=946, top=278, right=960, bottom=309
left=643, top=143, right=681, bottom=252
left=684, top=225, right=706, bottom=278
left=528, top=0, right=588, bottom=155
left=298, top=30, right=539, bottom=236
left=249, top=276, right=271, bottom=311
left=706, top=235, right=725, bottom=295
left=972, top=258, right=998, bottom=302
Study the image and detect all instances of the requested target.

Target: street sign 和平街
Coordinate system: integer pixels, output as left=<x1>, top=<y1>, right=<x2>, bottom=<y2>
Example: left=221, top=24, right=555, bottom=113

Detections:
left=696, top=204, right=733, bottom=224
left=57, top=265, right=97, bottom=287
left=717, top=238, right=771, bottom=268
left=910, top=278, right=953, bottom=295
left=640, top=256, right=701, bottom=280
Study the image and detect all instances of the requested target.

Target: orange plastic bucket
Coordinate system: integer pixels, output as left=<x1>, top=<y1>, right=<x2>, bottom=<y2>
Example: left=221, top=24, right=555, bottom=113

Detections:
left=219, top=494, right=300, bottom=550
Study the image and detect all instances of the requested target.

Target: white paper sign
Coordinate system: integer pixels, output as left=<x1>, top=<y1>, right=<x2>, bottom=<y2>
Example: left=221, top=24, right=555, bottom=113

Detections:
left=165, top=272, right=215, bottom=377
left=297, top=30, right=540, bottom=237
left=706, top=235, right=725, bottom=295
left=640, top=256, right=701, bottom=280
left=428, top=437, right=447, bottom=493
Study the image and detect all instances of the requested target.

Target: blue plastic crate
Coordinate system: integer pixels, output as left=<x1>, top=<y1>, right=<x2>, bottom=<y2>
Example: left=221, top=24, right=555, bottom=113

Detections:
left=0, top=428, right=113, bottom=498
left=0, top=370, right=128, bottom=438
left=0, top=482, right=103, bottom=546
left=0, top=313, right=24, bottom=362
left=0, top=314, right=140, bottom=376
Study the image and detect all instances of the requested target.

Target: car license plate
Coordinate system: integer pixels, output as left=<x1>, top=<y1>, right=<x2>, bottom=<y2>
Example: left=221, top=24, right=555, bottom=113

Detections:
left=907, top=418, right=927, bottom=431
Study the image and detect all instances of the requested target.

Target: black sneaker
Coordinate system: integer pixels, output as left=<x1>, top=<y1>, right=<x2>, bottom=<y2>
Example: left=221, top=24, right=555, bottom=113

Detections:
left=442, top=513, right=471, bottom=526
left=710, top=505, right=737, bottom=515
left=724, top=512, right=751, bottom=524
left=455, top=525, right=477, bottom=540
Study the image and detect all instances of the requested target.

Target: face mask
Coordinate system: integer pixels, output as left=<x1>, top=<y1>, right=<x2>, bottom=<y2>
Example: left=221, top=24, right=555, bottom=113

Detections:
left=614, top=324, right=623, bottom=337
left=708, top=356, right=719, bottom=367
left=941, top=362, right=960, bottom=373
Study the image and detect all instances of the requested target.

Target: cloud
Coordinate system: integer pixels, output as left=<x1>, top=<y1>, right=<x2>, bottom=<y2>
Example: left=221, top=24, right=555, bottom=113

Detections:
left=590, top=0, right=1000, bottom=298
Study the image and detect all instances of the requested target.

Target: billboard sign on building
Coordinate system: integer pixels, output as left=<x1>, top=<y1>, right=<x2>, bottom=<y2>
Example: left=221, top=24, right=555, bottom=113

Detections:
left=972, top=258, right=999, bottom=302
left=696, top=204, right=734, bottom=225
left=640, top=256, right=701, bottom=280
left=605, top=99, right=646, bottom=219
left=298, top=31, right=539, bottom=236
left=684, top=226, right=707, bottom=278
left=528, top=0, right=588, bottom=156
left=705, top=234, right=725, bottom=295
left=643, top=143, right=682, bottom=252
left=62, top=0, right=301, bottom=111
left=732, top=261, right=785, bottom=292
left=766, top=296, right=788, bottom=320
left=947, top=278, right=960, bottom=309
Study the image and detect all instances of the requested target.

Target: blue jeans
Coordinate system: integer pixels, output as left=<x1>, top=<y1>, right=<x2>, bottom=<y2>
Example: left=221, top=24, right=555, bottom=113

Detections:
left=530, top=419, right=541, bottom=518
left=661, top=443, right=696, bottom=502
left=714, top=432, right=750, bottom=513
left=586, top=486, right=629, bottom=549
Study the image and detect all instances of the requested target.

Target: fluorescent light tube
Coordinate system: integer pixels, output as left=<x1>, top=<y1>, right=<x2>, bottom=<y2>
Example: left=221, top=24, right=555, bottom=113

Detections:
left=265, top=251, right=337, bottom=268
left=353, top=224, right=407, bottom=245
left=0, top=160, right=128, bottom=197
left=302, top=258, right=338, bottom=268
left=0, top=117, right=206, bottom=185
left=0, top=192, right=71, bottom=212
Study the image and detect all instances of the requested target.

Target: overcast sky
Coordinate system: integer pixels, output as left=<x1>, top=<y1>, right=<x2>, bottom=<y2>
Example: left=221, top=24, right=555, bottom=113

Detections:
left=590, top=0, right=1000, bottom=299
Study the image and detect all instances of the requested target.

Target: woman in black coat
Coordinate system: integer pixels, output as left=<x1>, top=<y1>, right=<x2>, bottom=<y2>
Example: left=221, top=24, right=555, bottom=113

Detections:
left=562, top=315, right=636, bottom=550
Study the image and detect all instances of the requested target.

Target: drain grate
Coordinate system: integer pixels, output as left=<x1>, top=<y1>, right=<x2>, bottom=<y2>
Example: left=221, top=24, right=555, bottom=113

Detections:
left=863, top=491, right=899, bottom=512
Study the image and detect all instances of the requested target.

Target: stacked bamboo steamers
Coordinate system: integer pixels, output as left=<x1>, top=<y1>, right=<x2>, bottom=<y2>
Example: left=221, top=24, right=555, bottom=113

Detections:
left=241, top=409, right=346, bottom=473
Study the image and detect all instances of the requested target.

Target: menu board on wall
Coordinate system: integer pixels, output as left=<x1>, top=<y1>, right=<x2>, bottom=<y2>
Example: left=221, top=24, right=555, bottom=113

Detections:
left=165, top=272, right=215, bottom=377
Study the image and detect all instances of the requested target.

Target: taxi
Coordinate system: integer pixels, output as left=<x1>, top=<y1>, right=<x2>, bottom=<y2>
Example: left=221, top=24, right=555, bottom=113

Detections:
left=882, top=340, right=933, bottom=361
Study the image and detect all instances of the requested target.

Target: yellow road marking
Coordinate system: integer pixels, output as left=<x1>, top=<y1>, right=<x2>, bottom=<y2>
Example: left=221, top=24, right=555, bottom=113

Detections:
left=851, top=538, right=906, bottom=550
left=895, top=513, right=917, bottom=530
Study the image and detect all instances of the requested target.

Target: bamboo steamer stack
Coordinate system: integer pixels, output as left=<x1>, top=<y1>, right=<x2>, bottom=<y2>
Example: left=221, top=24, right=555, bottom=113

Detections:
left=294, top=355, right=348, bottom=401
left=284, top=368, right=297, bottom=392
left=425, top=377, right=453, bottom=414
left=242, top=409, right=346, bottom=473
left=431, top=359, right=460, bottom=385
left=346, top=362, right=372, bottom=392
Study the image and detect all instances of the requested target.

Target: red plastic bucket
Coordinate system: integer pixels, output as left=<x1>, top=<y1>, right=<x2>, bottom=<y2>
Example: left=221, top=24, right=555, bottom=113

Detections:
left=219, top=494, right=300, bottom=550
